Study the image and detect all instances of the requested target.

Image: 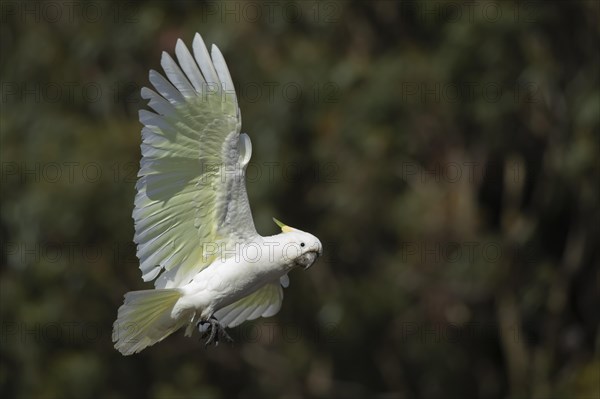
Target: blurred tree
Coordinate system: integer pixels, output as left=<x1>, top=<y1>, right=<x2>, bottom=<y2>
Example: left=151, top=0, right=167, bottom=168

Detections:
left=1, top=1, right=598, bottom=398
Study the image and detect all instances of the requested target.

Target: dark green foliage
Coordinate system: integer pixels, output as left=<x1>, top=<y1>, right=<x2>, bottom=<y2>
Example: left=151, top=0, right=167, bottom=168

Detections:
left=1, top=1, right=598, bottom=398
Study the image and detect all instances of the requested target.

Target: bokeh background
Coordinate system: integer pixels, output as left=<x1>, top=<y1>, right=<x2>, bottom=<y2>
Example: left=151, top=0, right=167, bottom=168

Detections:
left=1, top=1, right=599, bottom=398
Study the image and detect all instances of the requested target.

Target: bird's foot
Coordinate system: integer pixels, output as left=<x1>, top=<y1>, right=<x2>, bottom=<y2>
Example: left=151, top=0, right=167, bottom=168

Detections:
left=198, top=316, right=233, bottom=347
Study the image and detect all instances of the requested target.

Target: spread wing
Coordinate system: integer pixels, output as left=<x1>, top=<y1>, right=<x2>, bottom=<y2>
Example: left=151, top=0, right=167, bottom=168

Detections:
left=213, top=281, right=284, bottom=328
left=134, top=33, right=257, bottom=288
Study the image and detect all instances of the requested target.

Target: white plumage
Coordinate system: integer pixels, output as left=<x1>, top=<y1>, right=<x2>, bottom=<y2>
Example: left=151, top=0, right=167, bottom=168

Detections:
left=113, top=33, right=322, bottom=355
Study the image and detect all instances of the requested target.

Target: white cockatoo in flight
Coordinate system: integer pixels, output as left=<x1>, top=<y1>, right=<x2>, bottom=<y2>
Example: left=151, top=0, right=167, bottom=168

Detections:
left=112, top=33, right=323, bottom=355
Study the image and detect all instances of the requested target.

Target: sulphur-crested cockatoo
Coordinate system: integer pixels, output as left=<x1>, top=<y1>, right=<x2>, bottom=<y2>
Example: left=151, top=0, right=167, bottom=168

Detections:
left=112, top=33, right=322, bottom=355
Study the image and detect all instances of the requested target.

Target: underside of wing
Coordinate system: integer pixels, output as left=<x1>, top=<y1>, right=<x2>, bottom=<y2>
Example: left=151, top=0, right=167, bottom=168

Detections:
left=134, top=33, right=257, bottom=289
left=213, top=281, right=285, bottom=328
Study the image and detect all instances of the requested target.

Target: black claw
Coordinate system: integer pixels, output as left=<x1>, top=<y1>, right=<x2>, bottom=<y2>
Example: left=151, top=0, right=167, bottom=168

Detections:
left=197, top=317, right=234, bottom=347
left=219, top=327, right=234, bottom=344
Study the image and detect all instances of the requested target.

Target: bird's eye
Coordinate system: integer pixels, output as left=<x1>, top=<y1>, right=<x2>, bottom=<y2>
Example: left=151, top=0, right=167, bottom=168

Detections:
left=300, top=242, right=305, bottom=247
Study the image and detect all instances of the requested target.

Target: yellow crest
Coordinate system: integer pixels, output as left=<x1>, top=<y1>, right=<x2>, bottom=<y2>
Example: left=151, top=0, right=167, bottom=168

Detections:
left=273, top=217, right=294, bottom=233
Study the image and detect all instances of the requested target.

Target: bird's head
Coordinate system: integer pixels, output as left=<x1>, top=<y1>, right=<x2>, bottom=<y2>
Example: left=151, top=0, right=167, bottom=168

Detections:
left=273, top=218, right=323, bottom=270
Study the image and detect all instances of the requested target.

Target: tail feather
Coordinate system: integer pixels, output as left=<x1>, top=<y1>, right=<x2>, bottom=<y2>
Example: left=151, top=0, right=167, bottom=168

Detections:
left=112, top=289, right=185, bottom=356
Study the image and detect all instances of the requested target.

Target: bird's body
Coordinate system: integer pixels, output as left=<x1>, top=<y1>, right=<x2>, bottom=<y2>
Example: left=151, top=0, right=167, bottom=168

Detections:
left=175, top=233, right=319, bottom=322
left=112, top=33, right=322, bottom=355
